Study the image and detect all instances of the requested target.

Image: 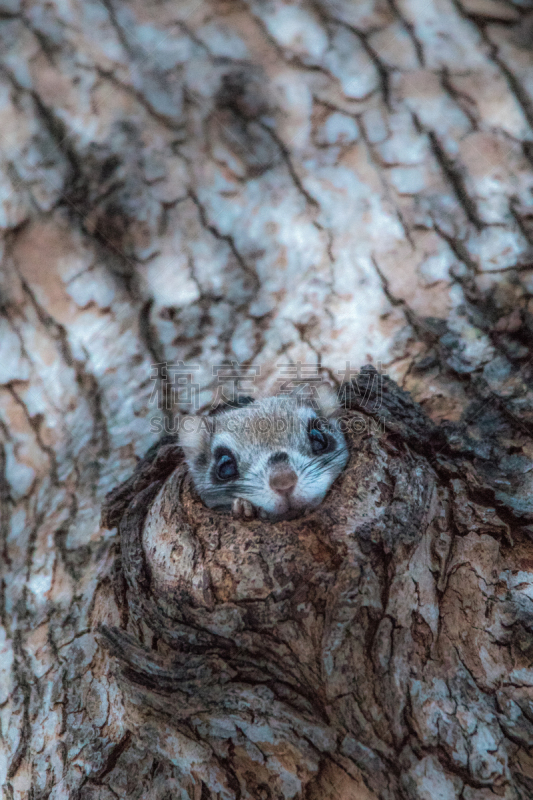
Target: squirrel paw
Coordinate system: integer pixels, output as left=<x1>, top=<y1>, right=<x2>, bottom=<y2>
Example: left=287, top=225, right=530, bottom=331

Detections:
left=232, top=498, right=257, bottom=519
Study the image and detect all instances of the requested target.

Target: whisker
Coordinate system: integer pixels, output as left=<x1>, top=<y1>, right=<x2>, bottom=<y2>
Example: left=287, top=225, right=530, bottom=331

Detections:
left=201, top=482, right=258, bottom=499
left=299, top=452, right=343, bottom=478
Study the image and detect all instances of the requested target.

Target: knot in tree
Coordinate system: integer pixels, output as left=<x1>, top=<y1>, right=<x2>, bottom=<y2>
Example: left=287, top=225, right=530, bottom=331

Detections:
left=99, top=378, right=531, bottom=800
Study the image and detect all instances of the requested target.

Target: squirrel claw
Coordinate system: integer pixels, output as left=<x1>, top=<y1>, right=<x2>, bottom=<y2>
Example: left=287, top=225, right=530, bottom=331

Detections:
left=232, top=498, right=256, bottom=519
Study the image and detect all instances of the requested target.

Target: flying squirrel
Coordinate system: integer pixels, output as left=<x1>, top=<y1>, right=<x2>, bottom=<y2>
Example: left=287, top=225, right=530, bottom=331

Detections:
left=178, top=385, right=349, bottom=521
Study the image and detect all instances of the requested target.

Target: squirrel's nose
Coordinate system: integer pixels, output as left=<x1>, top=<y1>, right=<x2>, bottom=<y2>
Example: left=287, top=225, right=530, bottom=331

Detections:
left=269, top=467, right=298, bottom=496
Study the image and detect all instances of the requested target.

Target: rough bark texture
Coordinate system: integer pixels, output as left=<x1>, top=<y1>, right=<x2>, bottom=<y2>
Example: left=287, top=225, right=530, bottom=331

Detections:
left=1, top=0, right=533, bottom=798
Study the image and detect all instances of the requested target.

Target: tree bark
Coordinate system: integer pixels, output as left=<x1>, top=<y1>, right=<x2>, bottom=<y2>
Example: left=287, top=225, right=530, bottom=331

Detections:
left=1, top=0, right=533, bottom=798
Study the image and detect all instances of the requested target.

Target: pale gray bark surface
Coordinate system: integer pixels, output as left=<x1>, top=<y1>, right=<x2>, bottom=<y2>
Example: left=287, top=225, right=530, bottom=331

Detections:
left=1, top=0, right=533, bottom=798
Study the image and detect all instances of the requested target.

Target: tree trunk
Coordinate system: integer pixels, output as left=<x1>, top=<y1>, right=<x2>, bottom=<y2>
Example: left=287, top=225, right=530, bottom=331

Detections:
left=1, top=1, right=533, bottom=798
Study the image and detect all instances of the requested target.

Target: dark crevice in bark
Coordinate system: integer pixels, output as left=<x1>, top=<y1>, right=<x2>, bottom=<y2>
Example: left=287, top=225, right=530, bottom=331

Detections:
left=6, top=635, right=32, bottom=780
left=0, top=442, right=12, bottom=571
left=95, top=731, right=133, bottom=781
left=96, top=67, right=186, bottom=132
left=188, top=188, right=261, bottom=302
left=432, top=220, right=480, bottom=274
left=509, top=197, right=533, bottom=246
left=385, top=0, right=425, bottom=66
left=17, top=276, right=111, bottom=459
left=7, top=383, right=59, bottom=485
left=413, top=116, right=484, bottom=230
left=138, top=298, right=176, bottom=429
left=256, top=121, right=321, bottom=210
left=99, top=0, right=137, bottom=59
left=331, top=18, right=392, bottom=111
left=452, top=0, right=533, bottom=132
left=439, top=68, right=479, bottom=130
left=359, top=125, right=416, bottom=248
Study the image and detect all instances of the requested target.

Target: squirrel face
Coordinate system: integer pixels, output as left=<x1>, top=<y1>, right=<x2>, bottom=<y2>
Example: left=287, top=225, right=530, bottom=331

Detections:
left=178, top=386, right=349, bottom=521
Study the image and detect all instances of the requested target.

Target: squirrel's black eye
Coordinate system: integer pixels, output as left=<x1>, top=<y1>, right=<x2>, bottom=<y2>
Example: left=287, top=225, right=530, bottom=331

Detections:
left=214, top=448, right=239, bottom=481
left=307, top=422, right=329, bottom=454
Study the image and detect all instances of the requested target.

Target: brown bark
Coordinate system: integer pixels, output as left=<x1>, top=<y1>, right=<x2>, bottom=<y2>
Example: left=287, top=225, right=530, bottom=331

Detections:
left=96, top=375, right=533, bottom=799
left=1, top=0, right=533, bottom=798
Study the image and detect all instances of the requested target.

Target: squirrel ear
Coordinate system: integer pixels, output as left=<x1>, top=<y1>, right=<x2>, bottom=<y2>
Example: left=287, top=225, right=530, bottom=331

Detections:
left=178, top=416, right=212, bottom=458
left=314, top=383, right=342, bottom=419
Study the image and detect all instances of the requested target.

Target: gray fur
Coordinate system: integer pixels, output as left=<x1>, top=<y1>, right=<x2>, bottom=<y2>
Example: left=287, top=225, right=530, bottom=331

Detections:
left=179, top=388, right=349, bottom=521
